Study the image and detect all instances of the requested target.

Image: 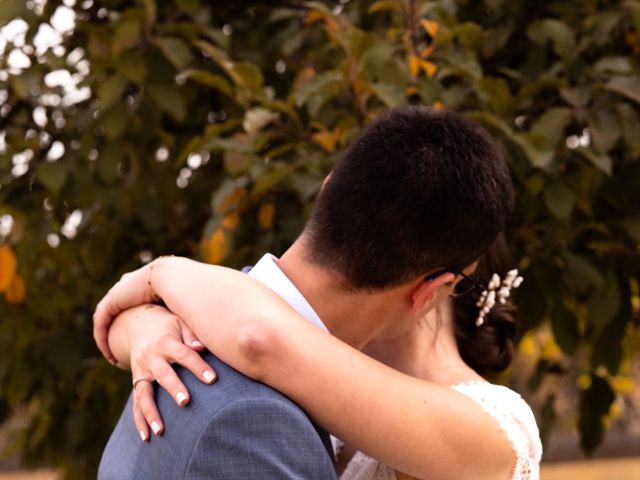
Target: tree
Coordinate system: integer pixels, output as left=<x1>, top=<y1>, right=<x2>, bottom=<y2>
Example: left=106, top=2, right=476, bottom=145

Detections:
left=0, top=0, right=638, bottom=477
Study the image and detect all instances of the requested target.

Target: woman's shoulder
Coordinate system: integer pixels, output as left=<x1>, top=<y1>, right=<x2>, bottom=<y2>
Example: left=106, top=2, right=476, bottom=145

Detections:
left=450, top=380, right=542, bottom=479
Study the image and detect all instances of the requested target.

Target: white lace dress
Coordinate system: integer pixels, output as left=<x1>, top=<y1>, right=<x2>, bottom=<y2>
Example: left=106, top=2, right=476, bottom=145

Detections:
left=335, top=381, right=542, bottom=480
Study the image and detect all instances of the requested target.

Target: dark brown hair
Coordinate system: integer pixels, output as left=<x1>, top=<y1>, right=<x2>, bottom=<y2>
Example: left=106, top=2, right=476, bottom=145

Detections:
left=452, top=235, right=517, bottom=376
left=304, top=106, right=515, bottom=289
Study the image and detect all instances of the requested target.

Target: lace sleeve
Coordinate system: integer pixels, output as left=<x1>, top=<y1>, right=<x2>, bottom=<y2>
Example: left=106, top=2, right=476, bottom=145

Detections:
left=450, top=381, right=542, bottom=480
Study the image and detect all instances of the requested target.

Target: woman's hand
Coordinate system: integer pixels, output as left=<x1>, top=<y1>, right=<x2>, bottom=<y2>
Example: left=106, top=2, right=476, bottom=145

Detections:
left=113, top=304, right=217, bottom=441
left=94, top=263, right=159, bottom=363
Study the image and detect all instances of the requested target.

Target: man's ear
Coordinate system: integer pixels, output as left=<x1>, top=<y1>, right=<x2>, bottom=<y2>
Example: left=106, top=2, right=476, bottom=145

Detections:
left=320, top=172, right=332, bottom=191
left=410, top=272, right=456, bottom=316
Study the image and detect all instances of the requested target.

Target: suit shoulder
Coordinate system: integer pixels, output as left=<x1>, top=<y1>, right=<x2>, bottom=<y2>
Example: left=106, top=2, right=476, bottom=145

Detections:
left=187, top=396, right=337, bottom=479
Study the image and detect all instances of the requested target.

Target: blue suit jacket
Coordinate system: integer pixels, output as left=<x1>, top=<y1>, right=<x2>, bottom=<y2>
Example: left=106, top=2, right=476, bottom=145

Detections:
left=98, top=352, right=337, bottom=479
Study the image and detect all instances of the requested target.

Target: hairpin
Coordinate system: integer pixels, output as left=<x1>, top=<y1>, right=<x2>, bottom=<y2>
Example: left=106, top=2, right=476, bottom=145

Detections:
left=475, top=269, right=523, bottom=326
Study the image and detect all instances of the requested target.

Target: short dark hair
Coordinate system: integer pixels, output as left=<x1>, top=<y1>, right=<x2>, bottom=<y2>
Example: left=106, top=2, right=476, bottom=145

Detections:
left=303, top=106, right=515, bottom=289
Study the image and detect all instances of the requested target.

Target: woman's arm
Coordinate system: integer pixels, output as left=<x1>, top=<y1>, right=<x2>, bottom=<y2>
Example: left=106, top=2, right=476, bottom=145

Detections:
left=94, top=257, right=515, bottom=480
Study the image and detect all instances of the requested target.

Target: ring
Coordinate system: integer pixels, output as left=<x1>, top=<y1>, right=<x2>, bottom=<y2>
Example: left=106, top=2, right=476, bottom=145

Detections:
left=132, top=376, right=154, bottom=388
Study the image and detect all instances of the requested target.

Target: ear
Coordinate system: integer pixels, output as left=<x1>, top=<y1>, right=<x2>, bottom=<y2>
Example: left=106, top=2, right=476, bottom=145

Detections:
left=410, top=272, right=456, bottom=316
left=320, top=172, right=332, bottom=191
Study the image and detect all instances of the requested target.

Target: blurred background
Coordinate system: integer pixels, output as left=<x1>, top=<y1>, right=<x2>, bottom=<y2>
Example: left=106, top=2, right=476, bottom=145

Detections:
left=0, top=0, right=639, bottom=478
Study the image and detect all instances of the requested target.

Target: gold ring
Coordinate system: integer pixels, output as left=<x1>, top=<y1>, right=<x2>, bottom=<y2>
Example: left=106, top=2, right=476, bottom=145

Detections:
left=132, top=376, right=154, bottom=388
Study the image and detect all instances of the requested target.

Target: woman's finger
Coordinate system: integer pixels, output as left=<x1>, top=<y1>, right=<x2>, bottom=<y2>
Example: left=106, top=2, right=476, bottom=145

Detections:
left=150, top=359, right=191, bottom=407
left=168, top=341, right=217, bottom=386
left=93, top=299, right=116, bottom=362
left=134, top=380, right=164, bottom=436
left=178, top=319, right=205, bottom=352
left=132, top=393, right=150, bottom=442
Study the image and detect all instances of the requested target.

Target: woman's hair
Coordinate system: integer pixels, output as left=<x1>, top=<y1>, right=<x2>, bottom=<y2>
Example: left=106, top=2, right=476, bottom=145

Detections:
left=452, top=235, right=518, bottom=376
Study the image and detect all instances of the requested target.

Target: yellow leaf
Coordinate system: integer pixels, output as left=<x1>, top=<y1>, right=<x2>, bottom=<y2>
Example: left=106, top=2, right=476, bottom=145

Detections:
left=432, top=100, right=444, bottom=111
left=353, top=79, right=371, bottom=97
left=306, top=11, right=325, bottom=26
left=5, top=274, right=25, bottom=304
left=577, top=374, right=591, bottom=390
left=222, top=212, right=240, bottom=230
left=612, top=377, right=635, bottom=394
left=0, top=245, right=17, bottom=293
left=258, top=203, right=276, bottom=230
left=312, top=128, right=340, bottom=153
left=420, top=44, right=435, bottom=59
left=420, top=19, right=439, bottom=38
left=367, top=0, right=401, bottom=14
left=518, top=331, right=538, bottom=357
left=420, top=60, right=437, bottom=78
left=408, top=54, right=420, bottom=77
left=204, top=229, right=228, bottom=264
left=406, top=85, right=419, bottom=97
left=216, top=186, right=247, bottom=214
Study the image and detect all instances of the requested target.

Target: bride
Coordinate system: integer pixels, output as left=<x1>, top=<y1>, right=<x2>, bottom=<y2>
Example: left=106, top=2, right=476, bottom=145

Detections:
left=93, top=238, right=542, bottom=480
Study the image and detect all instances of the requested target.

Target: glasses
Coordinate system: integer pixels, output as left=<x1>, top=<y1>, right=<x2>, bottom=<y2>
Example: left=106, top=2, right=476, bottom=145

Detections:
left=423, top=268, right=486, bottom=297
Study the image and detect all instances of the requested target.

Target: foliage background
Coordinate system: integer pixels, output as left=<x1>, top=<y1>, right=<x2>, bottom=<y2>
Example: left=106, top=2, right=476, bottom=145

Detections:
left=0, top=0, right=639, bottom=477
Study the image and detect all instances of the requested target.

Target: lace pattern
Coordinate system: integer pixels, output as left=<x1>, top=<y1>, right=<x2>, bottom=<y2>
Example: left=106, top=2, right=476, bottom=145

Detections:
left=336, top=382, right=542, bottom=480
left=450, top=381, right=542, bottom=480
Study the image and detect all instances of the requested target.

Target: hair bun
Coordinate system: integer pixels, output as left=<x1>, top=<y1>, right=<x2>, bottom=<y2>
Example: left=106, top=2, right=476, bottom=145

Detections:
left=456, top=301, right=516, bottom=375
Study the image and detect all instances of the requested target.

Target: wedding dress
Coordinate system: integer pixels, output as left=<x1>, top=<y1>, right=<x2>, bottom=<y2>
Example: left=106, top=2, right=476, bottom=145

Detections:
left=336, top=381, right=542, bottom=480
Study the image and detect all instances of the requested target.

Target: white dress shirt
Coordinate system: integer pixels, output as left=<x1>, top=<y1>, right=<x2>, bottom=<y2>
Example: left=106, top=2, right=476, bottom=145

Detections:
left=247, top=253, right=328, bottom=333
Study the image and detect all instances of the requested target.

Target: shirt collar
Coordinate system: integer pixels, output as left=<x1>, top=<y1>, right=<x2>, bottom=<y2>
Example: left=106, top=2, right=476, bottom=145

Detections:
left=247, top=253, right=328, bottom=332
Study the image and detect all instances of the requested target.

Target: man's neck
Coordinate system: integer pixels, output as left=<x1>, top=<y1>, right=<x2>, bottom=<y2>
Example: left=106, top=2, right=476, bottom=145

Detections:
left=277, top=240, right=408, bottom=350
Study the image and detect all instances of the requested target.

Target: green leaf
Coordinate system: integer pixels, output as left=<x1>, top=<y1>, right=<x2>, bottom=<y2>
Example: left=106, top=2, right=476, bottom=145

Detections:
left=615, top=102, right=640, bottom=157
left=588, top=109, right=620, bottom=153
left=36, top=161, right=68, bottom=193
left=252, top=163, right=299, bottom=196
left=551, top=307, right=580, bottom=355
left=619, top=218, right=640, bottom=243
left=371, top=83, right=406, bottom=108
left=155, top=37, right=193, bottom=70
left=233, top=62, right=264, bottom=94
left=116, top=50, right=147, bottom=83
left=530, top=107, right=573, bottom=148
left=112, top=19, right=142, bottom=56
left=576, top=148, right=612, bottom=175
left=603, top=77, right=640, bottom=103
left=579, top=375, right=615, bottom=455
left=527, top=19, right=575, bottom=60
left=99, top=102, right=129, bottom=139
left=295, top=71, right=343, bottom=108
left=588, top=273, right=620, bottom=333
left=564, top=252, right=604, bottom=294
left=476, top=76, right=512, bottom=114
left=97, top=75, right=127, bottom=112
left=593, top=56, right=632, bottom=74
left=181, top=69, right=233, bottom=96
left=295, top=71, right=345, bottom=116
left=560, top=87, right=592, bottom=108
left=513, top=133, right=555, bottom=169
left=148, top=85, right=187, bottom=122
left=544, top=181, right=575, bottom=218
left=96, top=143, right=123, bottom=184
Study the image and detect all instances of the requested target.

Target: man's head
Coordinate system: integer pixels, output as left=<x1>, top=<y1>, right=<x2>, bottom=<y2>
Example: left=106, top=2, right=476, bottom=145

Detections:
left=302, top=106, right=514, bottom=293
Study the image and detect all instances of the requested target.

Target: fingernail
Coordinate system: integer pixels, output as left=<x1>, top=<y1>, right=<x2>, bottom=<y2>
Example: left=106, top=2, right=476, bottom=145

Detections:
left=203, top=370, right=216, bottom=383
left=176, top=391, right=188, bottom=406
left=191, top=340, right=204, bottom=348
left=140, top=430, right=148, bottom=442
left=151, top=421, right=161, bottom=435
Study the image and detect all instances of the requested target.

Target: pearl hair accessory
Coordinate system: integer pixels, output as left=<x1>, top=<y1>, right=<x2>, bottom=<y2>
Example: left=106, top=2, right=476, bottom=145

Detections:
left=475, top=269, right=523, bottom=327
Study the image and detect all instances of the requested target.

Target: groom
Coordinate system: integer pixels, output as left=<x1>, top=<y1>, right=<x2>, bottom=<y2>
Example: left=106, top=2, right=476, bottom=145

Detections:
left=97, top=106, right=514, bottom=478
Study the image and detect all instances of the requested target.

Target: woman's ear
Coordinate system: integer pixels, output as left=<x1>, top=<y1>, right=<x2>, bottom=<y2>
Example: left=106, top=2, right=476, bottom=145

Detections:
left=410, top=271, right=455, bottom=316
